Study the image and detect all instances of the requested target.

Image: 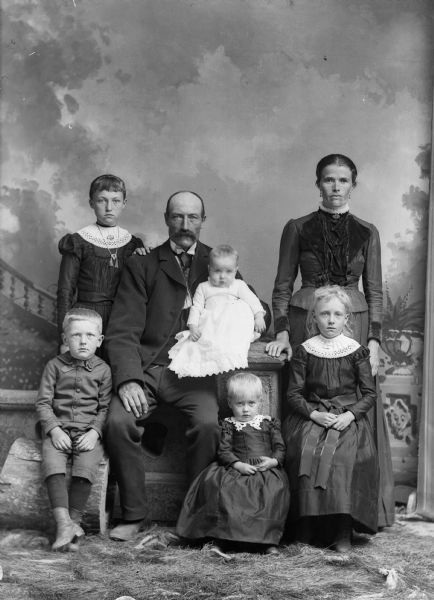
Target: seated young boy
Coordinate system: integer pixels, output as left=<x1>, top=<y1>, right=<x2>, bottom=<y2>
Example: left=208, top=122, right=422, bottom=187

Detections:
left=36, top=308, right=112, bottom=550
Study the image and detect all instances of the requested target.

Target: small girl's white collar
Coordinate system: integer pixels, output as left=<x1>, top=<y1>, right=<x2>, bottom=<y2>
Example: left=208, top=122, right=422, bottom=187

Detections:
left=225, top=415, right=271, bottom=431
left=302, top=334, right=360, bottom=358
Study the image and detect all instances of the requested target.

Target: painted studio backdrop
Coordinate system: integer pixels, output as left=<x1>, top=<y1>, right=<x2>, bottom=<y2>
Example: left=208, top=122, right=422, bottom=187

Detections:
left=1, top=0, right=433, bottom=491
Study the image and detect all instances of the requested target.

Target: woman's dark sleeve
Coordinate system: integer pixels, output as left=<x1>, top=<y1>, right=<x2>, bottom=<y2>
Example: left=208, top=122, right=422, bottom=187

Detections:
left=217, top=421, right=240, bottom=467
left=57, top=234, right=81, bottom=340
left=269, top=418, right=286, bottom=466
left=271, top=220, right=301, bottom=335
left=362, top=225, right=383, bottom=343
left=286, top=345, right=312, bottom=419
left=348, top=347, right=377, bottom=420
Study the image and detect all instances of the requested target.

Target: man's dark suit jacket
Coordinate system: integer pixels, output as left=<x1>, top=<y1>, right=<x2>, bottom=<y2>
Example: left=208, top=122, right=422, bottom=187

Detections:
left=104, top=240, right=212, bottom=391
left=105, top=239, right=271, bottom=392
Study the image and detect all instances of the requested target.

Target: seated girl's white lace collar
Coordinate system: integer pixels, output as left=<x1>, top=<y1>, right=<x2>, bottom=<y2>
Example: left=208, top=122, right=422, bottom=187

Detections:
left=225, top=415, right=271, bottom=431
left=77, top=224, right=132, bottom=248
left=302, top=334, right=360, bottom=358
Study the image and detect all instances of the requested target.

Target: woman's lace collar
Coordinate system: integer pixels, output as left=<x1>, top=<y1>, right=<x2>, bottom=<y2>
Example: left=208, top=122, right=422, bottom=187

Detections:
left=77, top=224, right=132, bottom=248
left=302, top=334, right=360, bottom=358
left=225, top=415, right=271, bottom=431
left=318, top=201, right=350, bottom=215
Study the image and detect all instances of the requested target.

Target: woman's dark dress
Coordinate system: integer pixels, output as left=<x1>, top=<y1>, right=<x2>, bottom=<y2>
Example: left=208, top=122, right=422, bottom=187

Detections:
left=57, top=231, right=143, bottom=337
left=284, top=342, right=379, bottom=533
left=176, top=417, right=290, bottom=545
left=272, top=209, right=394, bottom=527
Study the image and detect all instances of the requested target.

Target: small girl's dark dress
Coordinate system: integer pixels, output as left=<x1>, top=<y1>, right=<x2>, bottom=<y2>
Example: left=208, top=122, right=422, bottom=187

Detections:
left=176, top=415, right=290, bottom=545
left=284, top=334, right=379, bottom=534
left=57, top=225, right=143, bottom=336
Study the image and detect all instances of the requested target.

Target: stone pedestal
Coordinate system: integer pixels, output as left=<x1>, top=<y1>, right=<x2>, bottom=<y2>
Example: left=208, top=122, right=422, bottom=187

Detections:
left=0, top=341, right=285, bottom=528
left=116, top=341, right=285, bottom=522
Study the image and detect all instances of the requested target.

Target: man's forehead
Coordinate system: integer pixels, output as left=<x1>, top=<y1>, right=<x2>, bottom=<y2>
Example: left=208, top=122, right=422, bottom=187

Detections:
left=168, top=192, right=203, bottom=214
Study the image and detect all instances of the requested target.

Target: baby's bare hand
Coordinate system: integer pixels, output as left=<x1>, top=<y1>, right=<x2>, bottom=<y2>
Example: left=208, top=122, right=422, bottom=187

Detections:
left=254, top=314, right=266, bottom=333
left=189, top=326, right=201, bottom=342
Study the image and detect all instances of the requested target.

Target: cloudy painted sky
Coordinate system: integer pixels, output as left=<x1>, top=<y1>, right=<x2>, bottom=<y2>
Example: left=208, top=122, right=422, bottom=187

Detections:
left=0, top=0, right=432, bottom=305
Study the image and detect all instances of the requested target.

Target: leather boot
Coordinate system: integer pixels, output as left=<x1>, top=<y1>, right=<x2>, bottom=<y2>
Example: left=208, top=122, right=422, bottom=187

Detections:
left=295, top=517, right=314, bottom=544
left=335, top=515, right=352, bottom=553
left=52, top=507, right=77, bottom=551
left=68, top=508, right=85, bottom=552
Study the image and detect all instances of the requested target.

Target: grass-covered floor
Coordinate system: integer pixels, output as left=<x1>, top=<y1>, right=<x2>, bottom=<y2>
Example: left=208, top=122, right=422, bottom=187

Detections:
left=0, top=518, right=433, bottom=600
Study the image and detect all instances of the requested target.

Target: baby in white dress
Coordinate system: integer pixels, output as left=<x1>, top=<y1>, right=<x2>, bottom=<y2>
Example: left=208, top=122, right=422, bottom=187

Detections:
left=168, top=245, right=266, bottom=377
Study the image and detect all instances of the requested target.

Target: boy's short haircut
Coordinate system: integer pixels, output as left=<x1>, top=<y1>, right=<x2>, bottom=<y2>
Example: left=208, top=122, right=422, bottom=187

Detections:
left=62, top=308, right=103, bottom=334
left=227, top=372, right=263, bottom=401
left=209, top=244, right=239, bottom=265
left=89, top=174, right=126, bottom=201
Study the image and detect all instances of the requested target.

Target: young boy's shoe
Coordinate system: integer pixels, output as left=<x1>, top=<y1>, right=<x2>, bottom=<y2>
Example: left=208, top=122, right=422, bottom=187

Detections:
left=52, top=507, right=80, bottom=551
left=109, top=520, right=143, bottom=541
left=68, top=509, right=85, bottom=552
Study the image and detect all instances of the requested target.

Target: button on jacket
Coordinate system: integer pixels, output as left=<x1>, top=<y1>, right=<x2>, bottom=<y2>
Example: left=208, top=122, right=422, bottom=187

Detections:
left=36, top=352, right=112, bottom=437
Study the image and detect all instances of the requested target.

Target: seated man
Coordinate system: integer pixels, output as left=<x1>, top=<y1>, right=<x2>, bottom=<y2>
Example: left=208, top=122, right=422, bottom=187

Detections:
left=104, top=190, right=269, bottom=541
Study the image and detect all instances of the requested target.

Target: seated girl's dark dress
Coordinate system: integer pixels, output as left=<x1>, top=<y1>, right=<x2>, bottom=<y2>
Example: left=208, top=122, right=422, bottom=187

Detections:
left=284, top=342, right=379, bottom=534
left=176, top=416, right=290, bottom=545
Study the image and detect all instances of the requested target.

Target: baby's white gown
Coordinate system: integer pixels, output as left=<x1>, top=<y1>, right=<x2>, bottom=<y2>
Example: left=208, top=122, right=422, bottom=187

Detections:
left=168, top=279, right=264, bottom=378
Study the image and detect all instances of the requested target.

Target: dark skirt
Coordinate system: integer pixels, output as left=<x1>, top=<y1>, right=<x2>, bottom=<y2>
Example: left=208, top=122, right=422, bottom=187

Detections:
left=289, top=305, right=395, bottom=528
left=176, top=460, right=290, bottom=545
left=284, top=412, right=379, bottom=533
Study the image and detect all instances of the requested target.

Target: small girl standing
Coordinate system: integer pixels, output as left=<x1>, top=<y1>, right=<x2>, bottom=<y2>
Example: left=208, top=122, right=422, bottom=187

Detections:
left=284, top=285, right=379, bottom=552
left=176, top=372, right=290, bottom=553
left=57, top=174, right=144, bottom=347
left=168, top=245, right=266, bottom=377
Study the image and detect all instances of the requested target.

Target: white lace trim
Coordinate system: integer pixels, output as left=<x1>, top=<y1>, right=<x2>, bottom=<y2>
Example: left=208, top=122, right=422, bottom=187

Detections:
left=302, top=334, right=360, bottom=358
left=77, top=224, right=132, bottom=248
left=225, top=415, right=271, bottom=431
left=319, top=201, right=350, bottom=215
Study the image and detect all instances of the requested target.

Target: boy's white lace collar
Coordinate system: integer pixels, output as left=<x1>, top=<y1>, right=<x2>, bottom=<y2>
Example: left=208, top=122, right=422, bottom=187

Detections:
left=225, top=415, right=271, bottom=431
left=77, top=224, right=132, bottom=248
left=302, top=334, right=360, bottom=358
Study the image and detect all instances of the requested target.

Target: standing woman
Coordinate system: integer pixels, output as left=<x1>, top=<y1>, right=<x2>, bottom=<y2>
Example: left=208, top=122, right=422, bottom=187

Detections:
left=266, top=154, right=394, bottom=528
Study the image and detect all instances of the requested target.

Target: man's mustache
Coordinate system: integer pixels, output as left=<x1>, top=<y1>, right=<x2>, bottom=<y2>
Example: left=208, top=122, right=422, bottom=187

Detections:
left=171, top=230, right=196, bottom=241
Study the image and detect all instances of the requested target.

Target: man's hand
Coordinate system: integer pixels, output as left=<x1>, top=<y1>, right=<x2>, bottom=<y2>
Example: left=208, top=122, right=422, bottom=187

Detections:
left=118, top=381, right=149, bottom=418
left=332, top=411, right=355, bottom=431
left=189, top=324, right=201, bottom=342
left=368, top=339, right=380, bottom=376
left=50, top=426, right=72, bottom=451
left=310, top=410, right=338, bottom=428
left=265, top=331, right=292, bottom=360
left=256, top=456, right=278, bottom=471
left=232, top=461, right=257, bottom=475
left=254, top=313, right=266, bottom=334
left=74, top=429, right=99, bottom=452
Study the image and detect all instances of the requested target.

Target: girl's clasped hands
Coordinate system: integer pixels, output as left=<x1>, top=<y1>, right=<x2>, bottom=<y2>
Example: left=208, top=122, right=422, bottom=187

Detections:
left=310, top=410, right=355, bottom=432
